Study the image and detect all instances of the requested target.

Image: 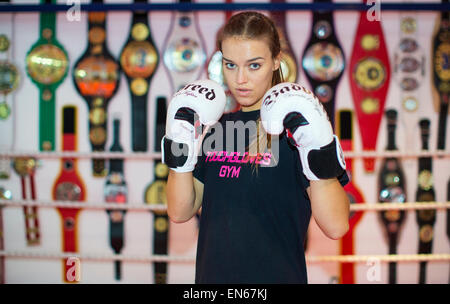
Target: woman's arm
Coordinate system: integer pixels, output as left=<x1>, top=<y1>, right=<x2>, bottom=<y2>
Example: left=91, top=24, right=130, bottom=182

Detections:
left=307, top=178, right=350, bottom=240
left=166, top=171, right=204, bottom=223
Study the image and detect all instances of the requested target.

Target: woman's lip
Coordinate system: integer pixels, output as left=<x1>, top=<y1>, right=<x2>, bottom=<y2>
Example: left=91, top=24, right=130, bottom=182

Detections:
left=236, top=88, right=251, bottom=97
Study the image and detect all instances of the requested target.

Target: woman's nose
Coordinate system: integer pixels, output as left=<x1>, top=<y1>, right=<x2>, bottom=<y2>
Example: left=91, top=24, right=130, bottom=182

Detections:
left=236, top=68, right=247, bottom=84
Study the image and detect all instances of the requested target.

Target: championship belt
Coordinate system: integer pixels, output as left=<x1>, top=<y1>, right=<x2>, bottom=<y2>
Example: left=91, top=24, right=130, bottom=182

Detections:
left=6, top=9, right=41, bottom=247
left=13, top=157, right=40, bottom=246
left=104, top=117, right=127, bottom=281
left=337, top=110, right=364, bottom=284
left=25, top=0, right=69, bottom=151
left=302, top=0, right=345, bottom=129
left=73, top=0, right=121, bottom=176
left=163, top=0, right=207, bottom=93
left=119, top=0, right=159, bottom=152
left=0, top=16, right=20, bottom=178
left=415, top=119, right=436, bottom=284
left=52, top=106, right=86, bottom=283
left=378, top=109, right=407, bottom=284
left=144, top=96, right=169, bottom=284
left=349, top=4, right=390, bottom=172
left=394, top=12, right=425, bottom=153
left=271, top=0, right=298, bottom=84
left=207, top=0, right=239, bottom=113
left=0, top=186, right=12, bottom=284
left=431, top=0, right=450, bottom=151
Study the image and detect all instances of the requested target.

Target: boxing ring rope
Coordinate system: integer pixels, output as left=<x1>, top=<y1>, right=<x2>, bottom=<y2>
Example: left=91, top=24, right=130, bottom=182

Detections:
left=0, top=2, right=449, bottom=13
left=0, top=250, right=448, bottom=264
left=0, top=199, right=449, bottom=211
left=0, top=151, right=449, bottom=267
left=306, top=254, right=450, bottom=263
left=0, top=199, right=449, bottom=265
left=1, top=2, right=448, bottom=281
left=0, top=149, right=449, bottom=160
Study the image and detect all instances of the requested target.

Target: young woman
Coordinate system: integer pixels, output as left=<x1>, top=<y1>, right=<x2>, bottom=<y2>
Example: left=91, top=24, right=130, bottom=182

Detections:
left=164, top=11, right=350, bottom=284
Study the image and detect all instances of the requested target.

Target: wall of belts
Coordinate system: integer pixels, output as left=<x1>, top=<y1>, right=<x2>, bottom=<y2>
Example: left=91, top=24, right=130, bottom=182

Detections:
left=0, top=0, right=449, bottom=284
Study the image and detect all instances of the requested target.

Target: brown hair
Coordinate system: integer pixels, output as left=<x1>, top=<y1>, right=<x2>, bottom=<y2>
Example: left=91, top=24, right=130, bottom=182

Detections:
left=217, top=11, right=283, bottom=86
left=218, top=11, right=284, bottom=173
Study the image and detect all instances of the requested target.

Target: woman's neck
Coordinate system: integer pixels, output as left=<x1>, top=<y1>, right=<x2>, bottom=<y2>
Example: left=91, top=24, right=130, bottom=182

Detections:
left=241, top=99, right=262, bottom=112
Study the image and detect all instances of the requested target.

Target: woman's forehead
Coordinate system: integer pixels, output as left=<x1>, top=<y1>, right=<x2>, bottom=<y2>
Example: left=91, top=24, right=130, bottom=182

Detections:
left=221, top=36, right=272, bottom=60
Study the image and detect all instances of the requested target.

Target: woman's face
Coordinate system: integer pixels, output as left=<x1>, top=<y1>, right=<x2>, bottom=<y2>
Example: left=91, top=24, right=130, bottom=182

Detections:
left=221, top=36, right=280, bottom=111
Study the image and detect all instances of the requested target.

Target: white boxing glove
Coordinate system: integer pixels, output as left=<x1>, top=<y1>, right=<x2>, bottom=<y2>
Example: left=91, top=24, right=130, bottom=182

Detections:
left=162, top=79, right=226, bottom=172
left=260, top=82, right=346, bottom=180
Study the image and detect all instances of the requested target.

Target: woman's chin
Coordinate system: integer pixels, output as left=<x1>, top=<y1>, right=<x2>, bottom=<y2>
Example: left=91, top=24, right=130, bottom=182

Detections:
left=238, top=100, right=262, bottom=112
left=234, top=97, right=255, bottom=107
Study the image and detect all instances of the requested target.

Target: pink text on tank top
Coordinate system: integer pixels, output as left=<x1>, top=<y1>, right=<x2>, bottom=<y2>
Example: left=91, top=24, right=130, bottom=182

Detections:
left=205, top=151, right=272, bottom=178
left=205, top=151, right=272, bottom=165
left=219, top=165, right=241, bottom=178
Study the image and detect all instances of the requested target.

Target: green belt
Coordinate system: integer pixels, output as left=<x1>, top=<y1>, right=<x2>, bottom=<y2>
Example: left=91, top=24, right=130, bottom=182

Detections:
left=26, top=0, right=68, bottom=151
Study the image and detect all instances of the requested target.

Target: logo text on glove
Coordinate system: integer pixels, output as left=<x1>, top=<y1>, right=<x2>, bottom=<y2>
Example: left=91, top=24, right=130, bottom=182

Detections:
left=262, top=83, right=314, bottom=109
left=180, top=83, right=217, bottom=101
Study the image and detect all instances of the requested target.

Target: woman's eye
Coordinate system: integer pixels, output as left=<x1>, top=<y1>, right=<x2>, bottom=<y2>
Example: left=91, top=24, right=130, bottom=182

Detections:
left=249, top=63, right=260, bottom=70
left=225, top=62, right=236, bottom=69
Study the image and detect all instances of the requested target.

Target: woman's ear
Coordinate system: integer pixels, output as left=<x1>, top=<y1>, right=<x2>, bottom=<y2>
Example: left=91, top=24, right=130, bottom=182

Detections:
left=273, top=52, right=281, bottom=71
